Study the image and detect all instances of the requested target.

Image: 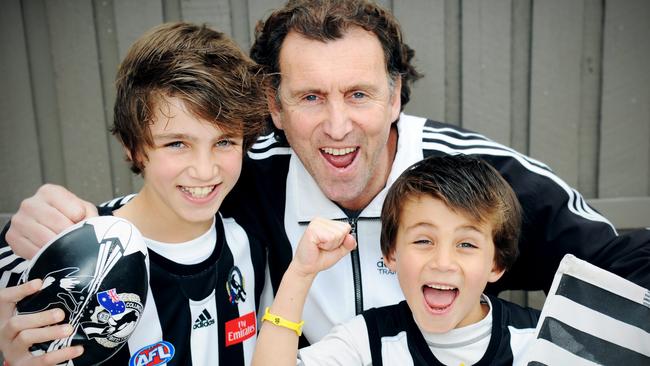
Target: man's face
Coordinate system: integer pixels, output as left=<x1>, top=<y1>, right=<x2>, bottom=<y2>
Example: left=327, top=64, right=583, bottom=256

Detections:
left=271, top=27, right=401, bottom=210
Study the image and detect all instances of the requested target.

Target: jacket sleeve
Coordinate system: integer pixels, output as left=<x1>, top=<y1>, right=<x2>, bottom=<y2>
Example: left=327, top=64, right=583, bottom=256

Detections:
left=486, top=154, right=650, bottom=293
left=422, top=120, right=650, bottom=292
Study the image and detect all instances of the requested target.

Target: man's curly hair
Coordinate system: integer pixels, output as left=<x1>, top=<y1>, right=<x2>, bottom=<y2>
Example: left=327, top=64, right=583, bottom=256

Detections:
left=250, top=0, right=422, bottom=137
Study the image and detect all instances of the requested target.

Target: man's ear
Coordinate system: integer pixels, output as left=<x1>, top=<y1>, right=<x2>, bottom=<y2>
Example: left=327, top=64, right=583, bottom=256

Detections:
left=389, top=77, right=402, bottom=122
left=384, top=251, right=398, bottom=273
left=488, top=263, right=506, bottom=284
left=266, top=90, right=283, bottom=130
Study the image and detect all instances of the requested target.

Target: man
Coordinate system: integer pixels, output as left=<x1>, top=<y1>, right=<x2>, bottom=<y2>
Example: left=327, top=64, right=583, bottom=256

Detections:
left=4, top=0, right=650, bottom=346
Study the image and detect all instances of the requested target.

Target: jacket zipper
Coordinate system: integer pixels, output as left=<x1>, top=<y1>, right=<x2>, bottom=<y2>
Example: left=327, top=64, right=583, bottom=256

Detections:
left=347, top=217, right=363, bottom=315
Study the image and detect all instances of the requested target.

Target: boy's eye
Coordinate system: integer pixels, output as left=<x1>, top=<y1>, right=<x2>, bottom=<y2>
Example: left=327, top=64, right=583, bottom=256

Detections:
left=413, top=239, right=431, bottom=245
left=457, top=242, right=477, bottom=249
left=216, top=139, right=235, bottom=148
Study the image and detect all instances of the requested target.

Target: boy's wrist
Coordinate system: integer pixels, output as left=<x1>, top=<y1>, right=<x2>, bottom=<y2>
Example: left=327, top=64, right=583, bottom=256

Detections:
left=286, top=261, right=317, bottom=284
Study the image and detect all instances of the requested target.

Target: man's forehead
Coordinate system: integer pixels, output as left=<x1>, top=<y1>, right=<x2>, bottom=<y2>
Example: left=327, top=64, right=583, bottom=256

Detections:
left=277, top=27, right=389, bottom=83
left=280, top=26, right=383, bottom=53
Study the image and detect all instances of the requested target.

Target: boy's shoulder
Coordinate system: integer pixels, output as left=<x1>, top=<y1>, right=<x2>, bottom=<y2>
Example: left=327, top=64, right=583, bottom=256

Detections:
left=487, top=294, right=541, bottom=329
left=361, top=300, right=412, bottom=338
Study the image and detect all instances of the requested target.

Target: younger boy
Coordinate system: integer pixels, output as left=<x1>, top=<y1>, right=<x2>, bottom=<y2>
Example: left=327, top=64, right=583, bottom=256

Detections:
left=0, top=22, right=268, bottom=365
left=253, top=155, right=540, bottom=365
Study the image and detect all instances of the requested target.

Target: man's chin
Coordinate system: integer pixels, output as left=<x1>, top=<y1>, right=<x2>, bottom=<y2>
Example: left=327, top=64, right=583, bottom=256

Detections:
left=321, top=186, right=366, bottom=209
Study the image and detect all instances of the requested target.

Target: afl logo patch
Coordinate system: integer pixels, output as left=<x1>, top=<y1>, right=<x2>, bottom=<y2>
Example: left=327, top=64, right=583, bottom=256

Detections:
left=129, top=340, right=175, bottom=366
left=226, top=266, right=247, bottom=304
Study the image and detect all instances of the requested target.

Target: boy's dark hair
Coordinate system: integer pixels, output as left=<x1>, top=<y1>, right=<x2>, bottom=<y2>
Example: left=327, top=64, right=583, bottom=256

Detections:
left=380, top=155, right=522, bottom=272
left=112, top=22, right=268, bottom=174
left=250, top=0, right=422, bottom=138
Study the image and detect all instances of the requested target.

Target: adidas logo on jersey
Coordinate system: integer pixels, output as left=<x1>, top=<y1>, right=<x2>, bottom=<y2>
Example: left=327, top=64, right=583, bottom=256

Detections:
left=376, top=257, right=396, bottom=275
left=193, top=309, right=216, bottom=330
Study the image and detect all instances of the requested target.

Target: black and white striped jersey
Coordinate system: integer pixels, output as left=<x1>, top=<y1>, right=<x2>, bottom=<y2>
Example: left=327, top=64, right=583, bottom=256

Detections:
left=221, top=113, right=650, bottom=344
left=297, top=295, right=540, bottom=365
left=524, top=255, right=650, bottom=364
left=0, top=199, right=266, bottom=366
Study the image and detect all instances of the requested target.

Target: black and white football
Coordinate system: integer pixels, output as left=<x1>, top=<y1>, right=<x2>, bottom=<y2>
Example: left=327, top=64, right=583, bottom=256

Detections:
left=16, top=216, right=149, bottom=365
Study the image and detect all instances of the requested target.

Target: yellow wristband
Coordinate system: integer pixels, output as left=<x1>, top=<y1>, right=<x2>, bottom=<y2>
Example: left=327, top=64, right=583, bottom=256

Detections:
left=262, top=307, right=304, bottom=336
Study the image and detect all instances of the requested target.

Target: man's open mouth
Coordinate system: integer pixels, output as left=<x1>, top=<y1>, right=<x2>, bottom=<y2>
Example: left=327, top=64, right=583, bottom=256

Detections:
left=320, top=147, right=359, bottom=169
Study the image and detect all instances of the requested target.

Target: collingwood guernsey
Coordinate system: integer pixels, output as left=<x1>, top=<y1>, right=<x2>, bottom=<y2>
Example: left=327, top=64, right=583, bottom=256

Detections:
left=0, top=196, right=265, bottom=365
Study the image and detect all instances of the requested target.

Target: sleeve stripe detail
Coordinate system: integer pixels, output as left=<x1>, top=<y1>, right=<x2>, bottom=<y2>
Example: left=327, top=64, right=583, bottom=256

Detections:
left=423, top=128, right=550, bottom=170
left=0, top=254, right=23, bottom=270
left=247, top=147, right=291, bottom=160
left=120, top=194, right=136, bottom=205
left=422, top=141, right=615, bottom=231
left=99, top=193, right=136, bottom=208
left=0, top=258, right=29, bottom=288
left=256, top=131, right=276, bottom=142
left=0, top=271, right=11, bottom=289
left=423, top=125, right=491, bottom=141
left=250, top=136, right=279, bottom=150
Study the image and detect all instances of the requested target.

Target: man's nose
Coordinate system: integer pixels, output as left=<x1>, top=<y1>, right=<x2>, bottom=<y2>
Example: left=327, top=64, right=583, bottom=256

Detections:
left=322, top=99, right=353, bottom=140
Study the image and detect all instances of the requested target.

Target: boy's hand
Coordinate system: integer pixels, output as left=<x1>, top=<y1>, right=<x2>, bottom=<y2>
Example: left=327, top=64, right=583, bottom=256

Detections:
left=291, top=218, right=357, bottom=278
left=0, top=279, right=84, bottom=366
left=5, top=184, right=98, bottom=259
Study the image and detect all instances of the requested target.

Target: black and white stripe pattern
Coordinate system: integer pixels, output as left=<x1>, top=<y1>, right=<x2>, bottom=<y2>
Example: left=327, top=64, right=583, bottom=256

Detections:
left=421, top=120, right=615, bottom=230
left=524, top=254, right=650, bottom=365
left=0, top=246, right=29, bottom=288
left=247, top=132, right=291, bottom=160
left=99, top=193, right=136, bottom=208
left=0, top=199, right=265, bottom=365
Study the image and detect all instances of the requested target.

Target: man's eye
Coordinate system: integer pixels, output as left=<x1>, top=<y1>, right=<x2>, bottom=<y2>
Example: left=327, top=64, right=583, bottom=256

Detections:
left=351, top=92, right=366, bottom=99
left=304, top=94, right=319, bottom=102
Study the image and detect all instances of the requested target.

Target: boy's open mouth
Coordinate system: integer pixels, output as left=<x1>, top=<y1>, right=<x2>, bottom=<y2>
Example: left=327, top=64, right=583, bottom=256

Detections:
left=423, top=284, right=458, bottom=311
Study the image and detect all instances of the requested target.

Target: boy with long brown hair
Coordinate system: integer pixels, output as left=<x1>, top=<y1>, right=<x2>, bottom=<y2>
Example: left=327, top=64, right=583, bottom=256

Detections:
left=0, top=22, right=268, bottom=365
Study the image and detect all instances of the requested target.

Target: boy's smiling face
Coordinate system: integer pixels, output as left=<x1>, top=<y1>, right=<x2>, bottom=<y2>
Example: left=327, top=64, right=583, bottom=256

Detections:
left=385, top=194, right=504, bottom=333
left=134, top=96, right=243, bottom=240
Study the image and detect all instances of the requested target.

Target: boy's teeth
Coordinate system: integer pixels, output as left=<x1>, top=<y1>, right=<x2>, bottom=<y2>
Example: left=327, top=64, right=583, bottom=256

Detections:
left=321, top=147, right=356, bottom=156
left=181, top=186, right=214, bottom=198
left=426, top=284, right=456, bottom=291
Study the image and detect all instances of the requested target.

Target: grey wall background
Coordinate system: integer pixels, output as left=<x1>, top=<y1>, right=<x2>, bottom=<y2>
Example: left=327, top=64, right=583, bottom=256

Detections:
left=0, top=0, right=649, bottom=228
left=0, top=0, right=647, bottom=328
left=0, top=0, right=650, bottom=228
